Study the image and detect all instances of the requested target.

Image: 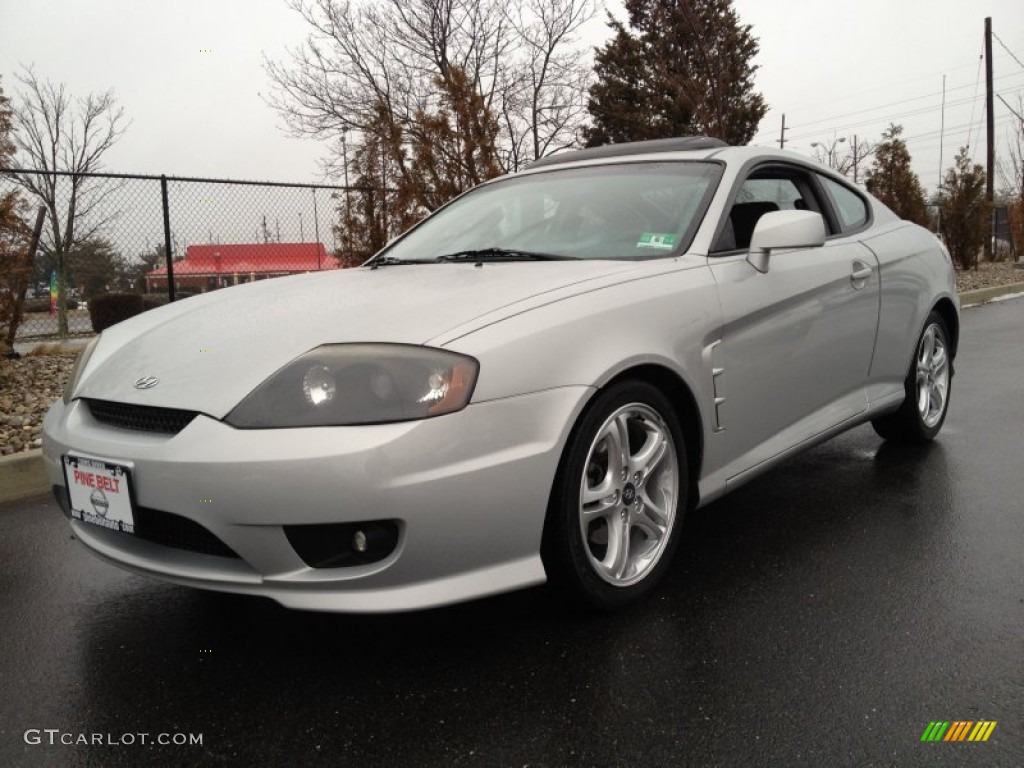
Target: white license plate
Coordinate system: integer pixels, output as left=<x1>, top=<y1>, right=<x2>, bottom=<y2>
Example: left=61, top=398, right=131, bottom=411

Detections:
left=62, top=455, right=135, bottom=534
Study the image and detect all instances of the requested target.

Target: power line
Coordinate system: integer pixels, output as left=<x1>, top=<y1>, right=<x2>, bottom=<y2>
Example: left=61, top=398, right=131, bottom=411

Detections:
left=770, top=84, right=1024, bottom=144
left=770, top=75, right=1008, bottom=134
left=771, top=55, right=992, bottom=116
left=751, top=71, right=1024, bottom=144
left=998, top=94, right=1024, bottom=121
left=966, top=43, right=985, bottom=159
left=907, top=115, right=1015, bottom=149
left=993, top=31, right=1024, bottom=71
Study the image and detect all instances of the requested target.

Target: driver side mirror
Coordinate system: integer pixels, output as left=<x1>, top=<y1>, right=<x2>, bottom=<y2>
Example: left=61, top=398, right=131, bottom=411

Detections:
left=747, top=210, right=826, bottom=273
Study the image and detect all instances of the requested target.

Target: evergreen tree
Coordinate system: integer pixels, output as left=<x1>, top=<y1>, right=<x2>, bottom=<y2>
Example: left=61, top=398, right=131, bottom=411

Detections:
left=408, top=69, right=503, bottom=213
left=334, top=67, right=503, bottom=266
left=940, top=147, right=990, bottom=271
left=334, top=105, right=403, bottom=267
left=584, top=0, right=767, bottom=146
left=864, top=124, right=929, bottom=226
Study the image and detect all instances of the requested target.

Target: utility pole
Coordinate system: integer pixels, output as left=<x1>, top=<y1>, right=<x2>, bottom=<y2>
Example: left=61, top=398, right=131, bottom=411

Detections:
left=853, top=135, right=859, bottom=183
left=779, top=114, right=787, bottom=149
left=984, top=16, right=995, bottom=261
left=938, top=75, right=946, bottom=193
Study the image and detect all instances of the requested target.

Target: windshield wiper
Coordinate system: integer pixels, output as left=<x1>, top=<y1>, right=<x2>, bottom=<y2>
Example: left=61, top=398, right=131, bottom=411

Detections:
left=434, top=247, right=579, bottom=263
left=367, top=256, right=425, bottom=269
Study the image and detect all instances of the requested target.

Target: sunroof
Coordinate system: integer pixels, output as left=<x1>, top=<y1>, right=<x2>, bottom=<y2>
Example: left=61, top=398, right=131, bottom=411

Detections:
left=528, top=136, right=729, bottom=169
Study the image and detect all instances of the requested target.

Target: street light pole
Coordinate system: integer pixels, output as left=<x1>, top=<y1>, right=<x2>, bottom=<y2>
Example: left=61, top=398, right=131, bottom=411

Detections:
left=811, top=136, right=847, bottom=172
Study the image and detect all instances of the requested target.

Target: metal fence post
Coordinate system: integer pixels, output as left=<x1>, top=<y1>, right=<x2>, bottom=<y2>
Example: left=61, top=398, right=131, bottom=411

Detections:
left=160, top=175, right=175, bottom=301
left=313, top=188, right=321, bottom=270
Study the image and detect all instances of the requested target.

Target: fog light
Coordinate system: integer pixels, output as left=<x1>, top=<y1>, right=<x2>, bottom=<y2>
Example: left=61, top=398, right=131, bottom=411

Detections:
left=352, top=530, right=367, bottom=553
left=284, top=520, right=400, bottom=568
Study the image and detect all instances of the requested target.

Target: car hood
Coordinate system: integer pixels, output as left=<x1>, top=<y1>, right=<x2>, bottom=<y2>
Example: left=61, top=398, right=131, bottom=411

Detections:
left=75, top=261, right=643, bottom=417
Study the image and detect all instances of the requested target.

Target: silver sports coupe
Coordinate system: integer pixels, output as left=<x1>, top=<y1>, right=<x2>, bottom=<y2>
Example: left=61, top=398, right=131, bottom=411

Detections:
left=43, top=137, right=959, bottom=612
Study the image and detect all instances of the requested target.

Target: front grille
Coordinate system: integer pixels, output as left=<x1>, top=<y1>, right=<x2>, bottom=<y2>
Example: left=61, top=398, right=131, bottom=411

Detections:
left=134, top=506, right=240, bottom=559
left=85, top=399, right=199, bottom=434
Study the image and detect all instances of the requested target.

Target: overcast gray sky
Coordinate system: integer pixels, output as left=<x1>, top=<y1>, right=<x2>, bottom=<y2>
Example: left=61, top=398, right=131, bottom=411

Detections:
left=1, top=0, right=1022, bottom=193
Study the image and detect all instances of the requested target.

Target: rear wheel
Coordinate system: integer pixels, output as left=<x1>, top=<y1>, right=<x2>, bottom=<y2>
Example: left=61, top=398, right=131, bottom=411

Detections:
left=543, top=381, right=687, bottom=610
left=871, top=311, right=952, bottom=443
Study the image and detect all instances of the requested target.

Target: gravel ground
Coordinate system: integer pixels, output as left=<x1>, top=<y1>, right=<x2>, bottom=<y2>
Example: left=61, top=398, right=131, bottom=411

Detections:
left=0, top=352, right=75, bottom=456
left=1, top=261, right=1021, bottom=456
left=955, top=259, right=1024, bottom=293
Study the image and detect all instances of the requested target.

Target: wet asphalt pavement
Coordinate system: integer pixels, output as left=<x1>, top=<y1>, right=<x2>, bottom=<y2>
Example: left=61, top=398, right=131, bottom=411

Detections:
left=2, top=299, right=1022, bottom=768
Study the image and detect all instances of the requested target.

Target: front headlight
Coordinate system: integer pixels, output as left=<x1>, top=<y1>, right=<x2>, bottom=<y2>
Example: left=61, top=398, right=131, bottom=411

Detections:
left=225, top=344, right=479, bottom=428
left=63, top=335, right=101, bottom=404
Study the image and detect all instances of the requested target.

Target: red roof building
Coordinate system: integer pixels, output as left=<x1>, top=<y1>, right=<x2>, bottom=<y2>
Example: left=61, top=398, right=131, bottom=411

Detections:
left=146, top=242, right=340, bottom=293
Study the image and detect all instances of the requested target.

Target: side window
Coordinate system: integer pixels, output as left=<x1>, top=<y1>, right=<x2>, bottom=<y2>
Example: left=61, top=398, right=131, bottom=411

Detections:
left=735, top=178, right=804, bottom=210
left=820, top=176, right=868, bottom=232
left=713, top=168, right=825, bottom=252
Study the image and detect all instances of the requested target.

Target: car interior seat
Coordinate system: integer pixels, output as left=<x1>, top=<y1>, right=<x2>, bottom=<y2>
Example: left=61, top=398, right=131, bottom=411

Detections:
left=728, top=201, right=780, bottom=250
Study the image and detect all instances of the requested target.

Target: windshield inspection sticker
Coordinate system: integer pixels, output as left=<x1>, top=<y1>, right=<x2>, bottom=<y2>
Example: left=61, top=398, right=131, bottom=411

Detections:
left=637, top=232, right=677, bottom=250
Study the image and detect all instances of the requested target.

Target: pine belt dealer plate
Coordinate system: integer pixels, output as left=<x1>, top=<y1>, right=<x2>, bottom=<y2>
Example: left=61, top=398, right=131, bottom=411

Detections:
left=62, top=455, right=135, bottom=534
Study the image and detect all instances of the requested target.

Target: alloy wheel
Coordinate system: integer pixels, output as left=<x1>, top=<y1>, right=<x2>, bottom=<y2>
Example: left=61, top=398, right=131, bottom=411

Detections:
left=578, top=403, right=679, bottom=587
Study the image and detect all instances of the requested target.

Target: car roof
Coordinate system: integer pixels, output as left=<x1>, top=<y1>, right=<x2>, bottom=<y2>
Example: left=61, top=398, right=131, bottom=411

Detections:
left=520, top=138, right=824, bottom=175
left=527, top=136, right=728, bottom=168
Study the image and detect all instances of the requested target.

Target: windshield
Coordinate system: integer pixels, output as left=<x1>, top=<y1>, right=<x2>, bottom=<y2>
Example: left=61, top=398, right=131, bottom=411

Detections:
left=380, top=161, right=722, bottom=263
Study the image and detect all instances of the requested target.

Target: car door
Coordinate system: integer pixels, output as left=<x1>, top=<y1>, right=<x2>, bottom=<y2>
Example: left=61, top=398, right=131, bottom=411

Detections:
left=707, top=164, right=880, bottom=480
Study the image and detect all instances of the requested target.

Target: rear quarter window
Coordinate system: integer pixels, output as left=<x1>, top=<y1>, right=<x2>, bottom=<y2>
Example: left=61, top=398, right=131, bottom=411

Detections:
left=821, top=176, right=869, bottom=232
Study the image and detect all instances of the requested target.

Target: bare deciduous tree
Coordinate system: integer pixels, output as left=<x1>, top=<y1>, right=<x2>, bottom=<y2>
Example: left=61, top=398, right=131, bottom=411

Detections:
left=500, top=0, right=595, bottom=170
left=8, top=66, right=128, bottom=335
left=996, top=95, right=1023, bottom=199
left=265, top=0, right=595, bottom=174
left=997, top=96, right=1023, bottom=258
left=268, top=0, right=595, bottom=262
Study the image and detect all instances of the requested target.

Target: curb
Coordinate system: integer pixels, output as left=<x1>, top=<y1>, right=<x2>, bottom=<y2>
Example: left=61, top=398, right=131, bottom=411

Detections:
left=960, top=281, right=1024, bottom=306
left=0, top=449, right=48, bottom=505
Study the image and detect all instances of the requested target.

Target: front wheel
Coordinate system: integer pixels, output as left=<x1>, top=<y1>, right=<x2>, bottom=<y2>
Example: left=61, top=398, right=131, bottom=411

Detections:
left=871, top=311, right=952, bottom=443
left=542, top=381, right=687, bottom=610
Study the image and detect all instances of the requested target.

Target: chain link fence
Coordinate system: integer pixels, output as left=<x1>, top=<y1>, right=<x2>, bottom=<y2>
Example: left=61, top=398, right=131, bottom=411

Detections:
left=993, top=204, right=1018, bottom=259
left=1, top=169, right=352, bottom=342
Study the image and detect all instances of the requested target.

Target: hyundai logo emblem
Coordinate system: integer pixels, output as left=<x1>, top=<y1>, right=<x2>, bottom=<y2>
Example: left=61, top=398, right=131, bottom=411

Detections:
left=622, top=483, right=637, bottom=505
left=134, top=376, right=159, bottom=390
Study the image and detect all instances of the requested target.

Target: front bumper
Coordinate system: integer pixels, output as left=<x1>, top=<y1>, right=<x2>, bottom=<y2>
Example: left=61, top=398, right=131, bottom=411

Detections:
left=42, top=387, right=592, bottom=612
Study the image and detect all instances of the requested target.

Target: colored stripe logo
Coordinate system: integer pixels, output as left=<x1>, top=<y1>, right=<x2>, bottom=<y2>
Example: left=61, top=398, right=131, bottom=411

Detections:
left=921, top=721, right=997, bottom=742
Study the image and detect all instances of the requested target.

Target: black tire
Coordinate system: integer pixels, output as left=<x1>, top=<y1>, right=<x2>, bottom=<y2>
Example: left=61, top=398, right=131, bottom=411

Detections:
left=871, top=311, right=952, bottom=443
left=542, top=380, right=688, bottom=610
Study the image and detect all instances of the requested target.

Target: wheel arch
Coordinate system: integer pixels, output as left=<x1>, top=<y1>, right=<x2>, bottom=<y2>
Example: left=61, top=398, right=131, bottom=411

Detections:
left=932, top=297, right=959, bottom=359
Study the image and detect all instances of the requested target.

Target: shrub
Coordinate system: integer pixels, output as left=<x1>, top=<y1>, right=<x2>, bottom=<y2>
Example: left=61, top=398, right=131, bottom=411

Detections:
left=88, top=292, right=145, bottom=332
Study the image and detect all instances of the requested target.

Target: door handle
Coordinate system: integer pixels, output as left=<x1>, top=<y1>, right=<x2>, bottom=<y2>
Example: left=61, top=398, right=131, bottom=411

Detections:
left=851, top=261, right=872, bottom=283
